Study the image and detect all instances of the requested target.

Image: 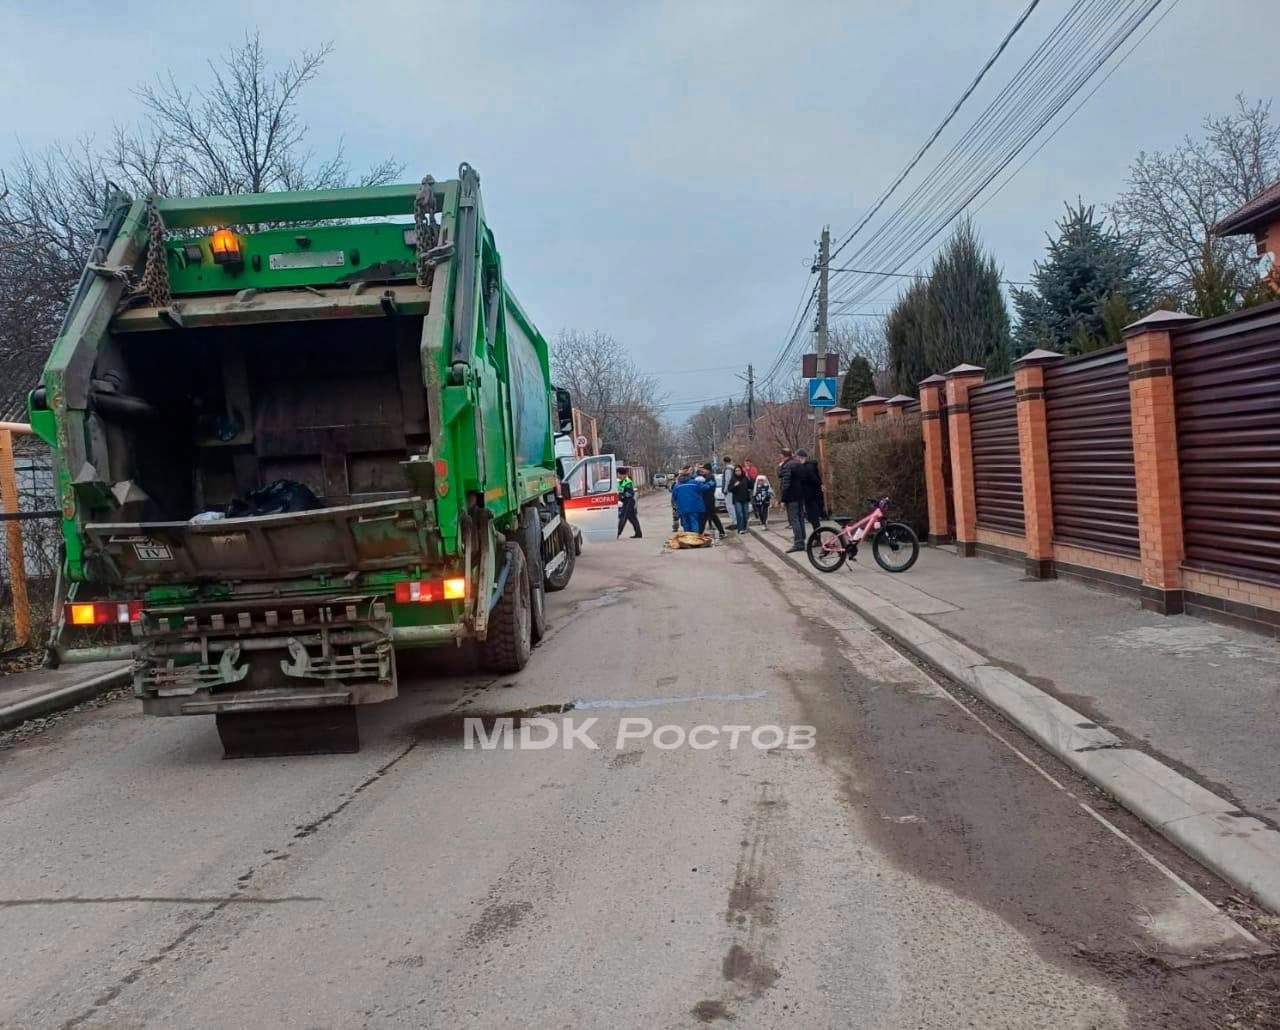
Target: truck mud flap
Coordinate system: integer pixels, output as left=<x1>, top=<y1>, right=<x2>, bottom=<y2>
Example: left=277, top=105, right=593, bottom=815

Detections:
left=216, top=705, right=359, bottom=759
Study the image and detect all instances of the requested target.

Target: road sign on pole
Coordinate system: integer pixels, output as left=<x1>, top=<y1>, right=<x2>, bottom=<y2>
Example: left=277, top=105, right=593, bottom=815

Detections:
left=802, top=353, right=839, bottom=378
left=808, top=378, right=838, bottom=408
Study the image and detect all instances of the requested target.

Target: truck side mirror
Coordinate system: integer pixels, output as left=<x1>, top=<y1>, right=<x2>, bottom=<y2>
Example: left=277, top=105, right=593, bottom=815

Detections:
left=554, top=387, right=573, bottom=435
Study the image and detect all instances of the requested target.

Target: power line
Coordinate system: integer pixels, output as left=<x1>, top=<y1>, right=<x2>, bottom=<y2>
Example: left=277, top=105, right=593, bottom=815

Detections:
left=827, top=0, right=1044, bottom=266
left=968, top=0, right=1184, bottom=221
left=828, top=0, right=1120, bottom=308
left=827, top=0, right=1167, bottom=313
left=642, top=363, right=743, bottom=376
left=761, top=0, right=1170, bottom=396
left=853, top=0, right=1182, bottom=302
left=828, top=266, right=1032, bottom=287
left=758, top=0, right=1049, bottom=392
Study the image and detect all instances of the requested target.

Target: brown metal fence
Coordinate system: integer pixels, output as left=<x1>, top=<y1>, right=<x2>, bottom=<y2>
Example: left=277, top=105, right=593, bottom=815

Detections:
left=1044, top=346, right=1139, bottom=556
left=1172, top=303, right=1280, bottom=585
left=969, top=376, right=1023, bottom=535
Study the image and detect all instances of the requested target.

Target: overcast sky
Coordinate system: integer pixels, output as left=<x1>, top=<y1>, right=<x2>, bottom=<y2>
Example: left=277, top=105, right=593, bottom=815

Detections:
left=3, top=0, right=1274, bottom=416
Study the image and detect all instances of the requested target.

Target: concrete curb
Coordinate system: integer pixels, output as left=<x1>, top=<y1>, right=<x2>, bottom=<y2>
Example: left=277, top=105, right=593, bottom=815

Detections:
left=749, top=527, right=1280, bottom=914
left=0, top=666, right=132, bottom=731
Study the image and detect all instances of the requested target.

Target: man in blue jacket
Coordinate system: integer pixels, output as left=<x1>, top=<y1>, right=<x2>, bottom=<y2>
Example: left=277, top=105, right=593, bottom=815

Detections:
left=672, top=472, right=707, bottom=532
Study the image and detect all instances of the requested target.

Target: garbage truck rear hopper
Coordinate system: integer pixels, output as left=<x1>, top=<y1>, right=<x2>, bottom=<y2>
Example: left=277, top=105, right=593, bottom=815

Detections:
left=31, top=165, right=593, bottom=754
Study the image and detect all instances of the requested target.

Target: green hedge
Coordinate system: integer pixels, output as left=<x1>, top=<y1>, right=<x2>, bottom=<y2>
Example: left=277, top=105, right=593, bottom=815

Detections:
left=825, top=415, right=927, bottom=534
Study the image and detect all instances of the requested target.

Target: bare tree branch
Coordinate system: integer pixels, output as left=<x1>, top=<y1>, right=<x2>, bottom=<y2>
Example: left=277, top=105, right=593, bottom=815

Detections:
left=551, top=329, right=675, bottom=469
left=0, top=34, right=405, bottom=416
left=1110, top=95, right=1280, bottom=303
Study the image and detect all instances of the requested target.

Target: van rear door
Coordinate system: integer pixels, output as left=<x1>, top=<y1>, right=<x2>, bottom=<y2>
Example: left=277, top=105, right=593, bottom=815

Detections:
left=561, top=454, right=619, bottom=544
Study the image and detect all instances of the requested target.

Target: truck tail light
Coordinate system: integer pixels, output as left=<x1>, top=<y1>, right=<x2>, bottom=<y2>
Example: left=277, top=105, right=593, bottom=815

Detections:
left=68, top=600, right=143, bottom=626
left=394, top=578, right=467, bottom=603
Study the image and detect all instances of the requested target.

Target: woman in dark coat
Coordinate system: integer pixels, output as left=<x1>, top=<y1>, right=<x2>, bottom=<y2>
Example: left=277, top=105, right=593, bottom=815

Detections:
left=727, top=464, right=754, bottom=534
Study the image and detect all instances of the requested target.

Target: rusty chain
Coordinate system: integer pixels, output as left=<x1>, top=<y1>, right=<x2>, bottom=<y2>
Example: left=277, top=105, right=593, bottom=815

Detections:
left=413, top=175, right=438, bottom=287
left=133, top=196, right=172, bottom=309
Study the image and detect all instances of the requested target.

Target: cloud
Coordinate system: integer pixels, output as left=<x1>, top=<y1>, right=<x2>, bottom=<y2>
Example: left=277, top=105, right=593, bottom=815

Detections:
left=3, top=0, right=1274, bottom=412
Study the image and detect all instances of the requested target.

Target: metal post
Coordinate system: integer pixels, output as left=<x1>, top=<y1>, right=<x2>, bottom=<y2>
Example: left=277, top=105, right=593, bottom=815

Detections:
left=746, top=364, right=755, bottom=439
left=814, top=227, right=830, bottom=450
left=0, top=427, right=31, bottom=648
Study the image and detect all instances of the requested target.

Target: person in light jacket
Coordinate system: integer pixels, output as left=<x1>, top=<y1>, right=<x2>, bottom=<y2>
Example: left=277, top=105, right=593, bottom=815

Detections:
left=752, top=475, right=773, bottom=527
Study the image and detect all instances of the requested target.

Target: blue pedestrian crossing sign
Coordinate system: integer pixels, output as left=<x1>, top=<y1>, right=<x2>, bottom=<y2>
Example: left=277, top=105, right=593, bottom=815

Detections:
left=808, top=377, right=838, bottom=407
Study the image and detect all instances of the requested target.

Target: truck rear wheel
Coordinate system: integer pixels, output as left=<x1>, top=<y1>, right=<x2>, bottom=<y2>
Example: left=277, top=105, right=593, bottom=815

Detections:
left=521, top=510, right=547, bottom=644
left=545, top=520, right=576, bottom=592
left=481, top=541, right=532, bottom=673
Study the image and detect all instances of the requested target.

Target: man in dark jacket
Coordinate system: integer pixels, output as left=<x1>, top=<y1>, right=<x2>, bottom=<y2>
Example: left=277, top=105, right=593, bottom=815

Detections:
left=793, top=449, right=825, bottom=532
left=698, top=464, right=727, bottom=538
left=778, top=448, right=805, bottom=552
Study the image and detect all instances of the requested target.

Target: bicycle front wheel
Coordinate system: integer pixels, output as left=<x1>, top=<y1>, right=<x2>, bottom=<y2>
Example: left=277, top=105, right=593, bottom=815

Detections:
left=806, top=527, right=847, bottom=573
left=872, top=523, right=919, bottom=573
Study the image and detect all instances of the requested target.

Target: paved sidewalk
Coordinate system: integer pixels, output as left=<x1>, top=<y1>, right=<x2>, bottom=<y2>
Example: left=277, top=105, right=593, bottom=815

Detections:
left=758, top=519, right=1280, bottom=822
left=751, top=517, right=1280, bottom=912
left=0, top=661, right=131, bottom=730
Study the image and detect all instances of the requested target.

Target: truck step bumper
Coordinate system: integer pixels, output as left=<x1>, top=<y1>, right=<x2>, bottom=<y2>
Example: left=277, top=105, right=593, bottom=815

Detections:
left=142, top=680, right=395, bottom=717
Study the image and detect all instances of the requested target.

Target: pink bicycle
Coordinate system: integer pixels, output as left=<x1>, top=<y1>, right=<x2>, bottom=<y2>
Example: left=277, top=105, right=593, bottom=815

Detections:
left=806, top=496, right=919, bottom=574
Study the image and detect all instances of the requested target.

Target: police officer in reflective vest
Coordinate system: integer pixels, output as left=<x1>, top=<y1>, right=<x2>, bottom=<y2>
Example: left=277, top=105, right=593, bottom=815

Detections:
left=617, top=472, right=642, bottom=539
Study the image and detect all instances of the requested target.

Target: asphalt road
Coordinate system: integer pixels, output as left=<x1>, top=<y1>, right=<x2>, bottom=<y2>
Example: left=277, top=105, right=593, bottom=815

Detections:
left=1, top=493, right=1276, bottom=1029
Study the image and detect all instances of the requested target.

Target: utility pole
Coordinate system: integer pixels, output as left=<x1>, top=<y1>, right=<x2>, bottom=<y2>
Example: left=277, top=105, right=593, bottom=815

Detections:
left=746, top=363, right=755, bottom=440
left=726, top=399, right=734, bottom=454
left=814, top=226, right=830, bottom=450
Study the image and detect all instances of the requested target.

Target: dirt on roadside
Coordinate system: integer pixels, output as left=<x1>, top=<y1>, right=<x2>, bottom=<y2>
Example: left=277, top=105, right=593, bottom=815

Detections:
left=750, top=550, right=1280, bottom=1030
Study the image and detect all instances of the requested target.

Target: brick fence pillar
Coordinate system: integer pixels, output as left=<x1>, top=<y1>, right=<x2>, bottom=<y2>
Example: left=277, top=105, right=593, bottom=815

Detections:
left=919, top=374, right=949, bottom=544
left=818, top=407, right=852, bottom=489
left=1013, top=349, right=1062, bottom=579
left=856, top=395, right=888, bottom=424
left=1124, top=310, right=1198, bottom=614
left=944, top=363, right=985, bottom=556
left=885, top=394, right=914, bottom=420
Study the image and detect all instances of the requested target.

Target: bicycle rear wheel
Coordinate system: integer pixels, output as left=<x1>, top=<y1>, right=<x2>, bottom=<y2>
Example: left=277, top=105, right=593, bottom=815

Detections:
left=806, top=527, right=847, bottom=572
left=872, top=523, right=919, bottom=573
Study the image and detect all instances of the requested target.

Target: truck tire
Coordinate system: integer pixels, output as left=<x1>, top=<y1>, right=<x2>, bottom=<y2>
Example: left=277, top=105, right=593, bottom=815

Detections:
left=481, top=541, right=532, bottom=673
left=521, top=510, right=547, bottom=644
left=545, top=520, right=576, bottom=592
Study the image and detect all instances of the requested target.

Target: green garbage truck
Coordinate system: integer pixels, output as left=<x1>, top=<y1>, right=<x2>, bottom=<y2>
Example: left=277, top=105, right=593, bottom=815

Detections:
left=29, top=165, right=591, bottom=754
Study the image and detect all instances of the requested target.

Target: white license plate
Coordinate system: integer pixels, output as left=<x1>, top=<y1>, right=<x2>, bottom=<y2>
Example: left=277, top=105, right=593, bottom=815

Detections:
left=268, top=250, right=346, bottom=270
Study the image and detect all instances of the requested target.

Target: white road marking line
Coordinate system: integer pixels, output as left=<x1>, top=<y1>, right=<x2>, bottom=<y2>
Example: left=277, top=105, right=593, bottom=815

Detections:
left=929, top=688, right=1261, bottom=946
left=747, top=541, right=1263, bottom=948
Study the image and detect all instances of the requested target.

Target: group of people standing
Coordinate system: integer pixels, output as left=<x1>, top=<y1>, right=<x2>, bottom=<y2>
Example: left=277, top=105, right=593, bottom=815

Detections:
left=619, top=447, right=826, bottom=545
left=668, top=455, right=787, bottom=539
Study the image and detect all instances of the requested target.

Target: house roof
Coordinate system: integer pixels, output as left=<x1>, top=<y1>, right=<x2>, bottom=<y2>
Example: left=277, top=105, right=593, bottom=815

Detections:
left=1214, top=180, right=1280, bottom=237
left=0, top=348, right=49, bottom=423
